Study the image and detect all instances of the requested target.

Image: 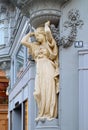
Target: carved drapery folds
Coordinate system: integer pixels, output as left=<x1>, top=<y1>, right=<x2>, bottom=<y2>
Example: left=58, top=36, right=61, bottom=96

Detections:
left=21, top=21, right=59, bottom=121
left=60, top=9, right=84, bottom=48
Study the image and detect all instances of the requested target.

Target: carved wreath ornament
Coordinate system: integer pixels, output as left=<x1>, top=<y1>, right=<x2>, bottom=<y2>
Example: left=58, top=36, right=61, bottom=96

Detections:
left=50, top=9, right=84, bottom=48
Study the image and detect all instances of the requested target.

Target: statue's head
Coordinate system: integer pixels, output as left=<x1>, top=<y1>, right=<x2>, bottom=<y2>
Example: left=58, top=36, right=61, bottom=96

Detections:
left=34, top=27, right=46, bottom=43
left=35, top=27, right=45, bottom=36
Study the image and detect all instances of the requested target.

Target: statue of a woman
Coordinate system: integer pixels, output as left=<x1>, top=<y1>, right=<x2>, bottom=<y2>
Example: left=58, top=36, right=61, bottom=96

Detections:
left=21, top=21, right=59, bottom=121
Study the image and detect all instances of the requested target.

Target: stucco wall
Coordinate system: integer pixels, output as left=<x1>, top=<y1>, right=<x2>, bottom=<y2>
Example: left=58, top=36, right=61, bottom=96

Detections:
left=8, top=0, right=88, bottom=130
left=59, top=0, right=86, bottom=130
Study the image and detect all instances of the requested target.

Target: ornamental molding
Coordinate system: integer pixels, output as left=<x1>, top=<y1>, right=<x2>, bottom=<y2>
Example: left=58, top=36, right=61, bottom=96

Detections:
left=50, top=24, right=60, bottom=46
left=0, top=3, right=15, bottom=17
left=30, top=9, right=61, bottom=28
left=0, top=61, right=10, bottom=71
left=10, top=0, right=70, bottom=18
left=11, top=0, right=70, bottom=9
left=60, top=9, right=84, bottom=48
left=31, top=9, right=84, bottom=48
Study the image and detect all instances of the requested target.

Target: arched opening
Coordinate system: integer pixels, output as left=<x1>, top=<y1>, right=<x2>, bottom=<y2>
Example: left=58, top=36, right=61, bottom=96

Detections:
left=0, top=69, right=9, bottom=130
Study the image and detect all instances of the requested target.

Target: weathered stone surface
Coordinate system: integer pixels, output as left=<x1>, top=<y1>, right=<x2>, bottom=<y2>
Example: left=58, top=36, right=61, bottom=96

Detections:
left=10, top=0, right=70, bottom=27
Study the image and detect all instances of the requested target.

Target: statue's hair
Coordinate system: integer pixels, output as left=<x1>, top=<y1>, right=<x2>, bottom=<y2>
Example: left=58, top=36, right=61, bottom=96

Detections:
left=35, top=27, right=45, bottom=36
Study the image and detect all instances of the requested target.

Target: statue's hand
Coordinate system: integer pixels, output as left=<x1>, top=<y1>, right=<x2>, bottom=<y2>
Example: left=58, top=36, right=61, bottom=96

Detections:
left=21, top=32, right=35, bottom=45
left=45, top=21, right=50, bottom=26
left=28, top=32, right=35, bottom=37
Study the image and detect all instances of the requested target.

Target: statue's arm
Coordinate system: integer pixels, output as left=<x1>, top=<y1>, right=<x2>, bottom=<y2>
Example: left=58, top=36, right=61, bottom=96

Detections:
left=45, top=21, right=57, bottom=49
left=21, top=32, right=35, bottom=48
left=45, top=21, right=52, bottom=42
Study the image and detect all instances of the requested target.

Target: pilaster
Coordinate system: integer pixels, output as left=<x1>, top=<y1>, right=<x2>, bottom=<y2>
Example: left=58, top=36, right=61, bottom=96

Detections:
left=78, top=49, right=88, bottom=130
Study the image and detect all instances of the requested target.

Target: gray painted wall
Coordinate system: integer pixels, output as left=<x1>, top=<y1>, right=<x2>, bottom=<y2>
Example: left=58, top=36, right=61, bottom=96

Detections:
left=78, top=49, right=88, bottom=130
left=8, top=0, right=88, bottom=130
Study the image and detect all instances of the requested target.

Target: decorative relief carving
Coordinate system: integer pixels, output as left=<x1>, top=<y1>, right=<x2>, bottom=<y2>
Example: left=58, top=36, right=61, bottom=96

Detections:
left=0, top=5, right=6, bottom=13
left=50, top=24, right=60, bottom=46
left=60, top=9, right=84, bottom=48
left=0, top=61, right=10, bottom=71
left=11, top=0, right=31, bottom=7
left=10, top=0, right=32, bottom=16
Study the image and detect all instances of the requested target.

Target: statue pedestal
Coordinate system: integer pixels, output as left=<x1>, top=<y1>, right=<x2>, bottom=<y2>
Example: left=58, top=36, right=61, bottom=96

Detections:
left=35, top=119, right=59, bottom=130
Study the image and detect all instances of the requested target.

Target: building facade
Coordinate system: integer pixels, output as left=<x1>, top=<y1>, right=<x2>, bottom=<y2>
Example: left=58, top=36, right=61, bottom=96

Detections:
left=0, top=70, right=9, bottom=130
left=0, top=0, right=88, bottom=130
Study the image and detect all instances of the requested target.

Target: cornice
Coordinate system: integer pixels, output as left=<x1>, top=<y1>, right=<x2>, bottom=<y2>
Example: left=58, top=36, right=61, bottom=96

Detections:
left=10, top=0, right=70, bottom=8
left=10, top=0, right=70, bottom=27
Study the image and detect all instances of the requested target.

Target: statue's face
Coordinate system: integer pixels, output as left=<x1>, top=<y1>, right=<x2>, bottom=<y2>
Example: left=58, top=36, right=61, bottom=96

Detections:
left=35, top=32, right=45, bottom=43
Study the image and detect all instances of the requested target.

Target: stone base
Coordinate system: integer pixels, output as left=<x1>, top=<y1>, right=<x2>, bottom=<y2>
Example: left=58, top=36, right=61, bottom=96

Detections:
left=35, top=118, right=59, bottom=130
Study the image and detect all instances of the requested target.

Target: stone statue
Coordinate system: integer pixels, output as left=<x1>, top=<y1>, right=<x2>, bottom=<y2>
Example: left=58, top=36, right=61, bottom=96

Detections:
left=21, top=21, right=59, bottom=121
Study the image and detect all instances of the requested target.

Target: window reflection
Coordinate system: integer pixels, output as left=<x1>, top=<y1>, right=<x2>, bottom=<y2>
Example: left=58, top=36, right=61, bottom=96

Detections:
left=16, top=45, right=24, bottom=78
left=0, top=21, right=4, bottom=45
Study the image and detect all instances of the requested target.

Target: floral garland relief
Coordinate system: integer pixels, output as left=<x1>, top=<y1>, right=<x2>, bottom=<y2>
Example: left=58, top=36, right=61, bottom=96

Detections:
left=50, top=9, right=84, bottom=48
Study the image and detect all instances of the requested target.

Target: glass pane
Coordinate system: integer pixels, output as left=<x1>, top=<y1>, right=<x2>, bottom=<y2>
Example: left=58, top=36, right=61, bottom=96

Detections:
left=0, top=21, right=4, bottom=45
left=16, top=45, right=24, bottom=78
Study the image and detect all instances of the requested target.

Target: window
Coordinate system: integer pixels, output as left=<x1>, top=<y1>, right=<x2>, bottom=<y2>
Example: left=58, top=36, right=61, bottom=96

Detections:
left=23, top=100, right=28, bottom=130
left=0, top=20, right=4, bottom=45
left=0, top=70, right=9, bottom=104
left=16, top=45, right=24, bottom=78
left=10, top=111, right=12, bottom=130
left=11, top=44, right=29, bottom=85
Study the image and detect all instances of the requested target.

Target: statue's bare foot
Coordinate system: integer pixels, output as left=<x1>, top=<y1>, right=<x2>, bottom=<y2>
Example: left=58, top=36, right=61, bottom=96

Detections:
left=35, top=116, right=46, bottom=122
left=35, top=117, right=40, bottom=122
left=47, top=117, right=55, bottom=121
